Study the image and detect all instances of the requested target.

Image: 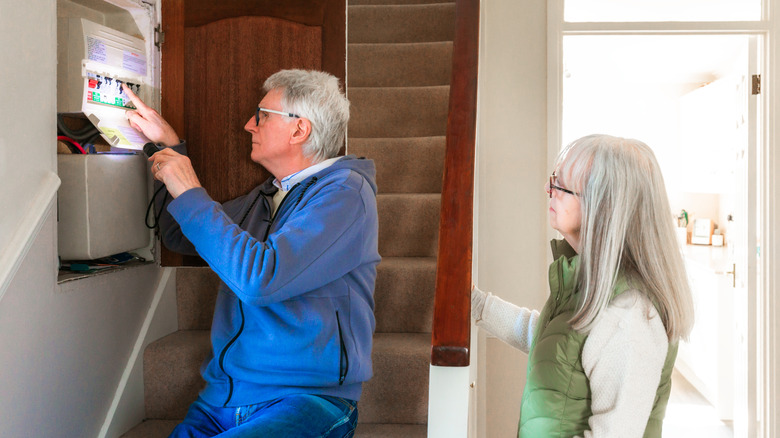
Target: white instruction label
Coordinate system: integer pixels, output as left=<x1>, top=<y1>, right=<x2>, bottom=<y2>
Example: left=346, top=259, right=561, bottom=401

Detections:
left=87, top=37, right=108, bottom=63
left=123, top=51, right=147, bottom=76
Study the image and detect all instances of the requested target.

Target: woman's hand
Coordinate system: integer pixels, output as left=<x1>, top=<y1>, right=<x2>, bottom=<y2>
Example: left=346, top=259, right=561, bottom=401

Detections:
left=471, top=285, right=488, bottom=322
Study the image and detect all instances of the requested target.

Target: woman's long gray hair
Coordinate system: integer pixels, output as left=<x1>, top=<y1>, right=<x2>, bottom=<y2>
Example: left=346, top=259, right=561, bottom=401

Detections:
left=264, top=69, right=350, bottom=163
left=557, top=134, right=694, bottom=342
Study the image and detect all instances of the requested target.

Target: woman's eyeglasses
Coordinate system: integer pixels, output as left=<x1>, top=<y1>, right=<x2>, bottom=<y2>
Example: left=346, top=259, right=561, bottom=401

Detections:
left=549, top=172, right=580, bottom=198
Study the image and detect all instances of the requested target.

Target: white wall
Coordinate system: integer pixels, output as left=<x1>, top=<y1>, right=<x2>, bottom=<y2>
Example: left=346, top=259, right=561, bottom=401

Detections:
left=0, top=213, right=163, bottom=437
left=475, top=0, right=549, bottom=436
left=0, top=0, right=58, bottom=245
left=0, top=1, right=164, bottom=437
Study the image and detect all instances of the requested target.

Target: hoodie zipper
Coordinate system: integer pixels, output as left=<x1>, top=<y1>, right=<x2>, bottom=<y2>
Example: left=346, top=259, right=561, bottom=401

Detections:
left=336, top=311, right=349, bottom=385
left=219, top=300, right=245, bottom=406
left=217, top=178, right=317, bottom=407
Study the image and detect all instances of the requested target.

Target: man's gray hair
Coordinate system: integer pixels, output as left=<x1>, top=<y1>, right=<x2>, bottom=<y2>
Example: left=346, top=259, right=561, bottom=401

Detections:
left=556, top=134, right=694, bottom=343
left=264, top=69, right=350, bottom=163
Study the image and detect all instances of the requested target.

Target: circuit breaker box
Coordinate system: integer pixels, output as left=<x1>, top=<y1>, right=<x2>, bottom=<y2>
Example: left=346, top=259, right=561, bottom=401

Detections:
left=56, top=0, right=159, bottom=261
left=58, top=17, right=152, bottom=149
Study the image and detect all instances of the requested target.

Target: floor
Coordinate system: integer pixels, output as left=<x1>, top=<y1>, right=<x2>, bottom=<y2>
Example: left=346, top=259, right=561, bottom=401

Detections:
left=664, top=368, right=734, bottom=438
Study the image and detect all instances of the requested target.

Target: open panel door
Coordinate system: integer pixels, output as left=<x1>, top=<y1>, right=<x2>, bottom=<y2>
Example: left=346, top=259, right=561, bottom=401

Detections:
left=160, top=0, right=345, bottom=266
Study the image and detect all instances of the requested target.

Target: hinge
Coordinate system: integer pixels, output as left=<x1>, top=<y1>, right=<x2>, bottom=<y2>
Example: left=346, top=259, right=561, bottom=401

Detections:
left=154, top=24, right=165, bottom=49
left=752, top=74, right=761, bottom=95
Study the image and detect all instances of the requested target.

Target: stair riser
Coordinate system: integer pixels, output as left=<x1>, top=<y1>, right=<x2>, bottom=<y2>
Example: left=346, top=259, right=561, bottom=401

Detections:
left=348, top=86, right=450, bottom=139
left=177, top=268, right=218, bottom=330
left=143, top=331, right=211, bottom=420
left=374, top=258, right=436, bottom=333
left=359, top=334, right=431, bottom=424
left=349, top=4, right=455, bottom=44
left=348, top=42, right=453, bottom=87
left=348, top=137, right=445, bottom=194
left=377, top=194, right=440, bottom=257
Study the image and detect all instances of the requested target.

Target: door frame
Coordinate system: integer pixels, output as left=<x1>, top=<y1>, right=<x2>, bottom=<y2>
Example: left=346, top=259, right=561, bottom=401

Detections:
left=546, top=1, right=780, bottom=436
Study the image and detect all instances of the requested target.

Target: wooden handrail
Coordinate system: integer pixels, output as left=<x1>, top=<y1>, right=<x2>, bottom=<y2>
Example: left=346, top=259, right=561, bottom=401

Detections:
left=431, top=0, right=480, bottom=367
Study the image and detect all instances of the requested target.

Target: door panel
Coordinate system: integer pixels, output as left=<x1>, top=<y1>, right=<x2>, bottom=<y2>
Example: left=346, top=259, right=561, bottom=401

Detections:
left=184, top=17, right=321, bottom=204
left=161, top=0, right=345, bottom=266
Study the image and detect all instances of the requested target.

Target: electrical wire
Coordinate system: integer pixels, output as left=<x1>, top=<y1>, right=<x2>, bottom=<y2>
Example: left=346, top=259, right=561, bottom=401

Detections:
left=57, top=114, right=99, bottom=142
left=83, top=132, right=103, bottom=154
left=57, top=135, right=87, bottom=154
left=145, top=184, right=170, bottom=229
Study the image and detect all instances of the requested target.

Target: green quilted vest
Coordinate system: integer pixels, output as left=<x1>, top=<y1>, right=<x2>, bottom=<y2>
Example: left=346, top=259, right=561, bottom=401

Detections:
left=518, top=240, right=678, bottom=438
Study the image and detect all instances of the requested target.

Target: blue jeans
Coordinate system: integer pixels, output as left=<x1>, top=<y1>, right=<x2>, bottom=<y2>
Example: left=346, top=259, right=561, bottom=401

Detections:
left=168, top=394, right=358, bottom=438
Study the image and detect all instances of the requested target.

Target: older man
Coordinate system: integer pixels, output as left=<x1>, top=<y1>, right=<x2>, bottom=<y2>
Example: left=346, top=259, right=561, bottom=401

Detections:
left=124, top=69, right=379, bottom=437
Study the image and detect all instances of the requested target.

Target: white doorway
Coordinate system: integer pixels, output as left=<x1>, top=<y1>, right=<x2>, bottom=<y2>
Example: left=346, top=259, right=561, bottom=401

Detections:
left=560, top=34, right=761, bottom=438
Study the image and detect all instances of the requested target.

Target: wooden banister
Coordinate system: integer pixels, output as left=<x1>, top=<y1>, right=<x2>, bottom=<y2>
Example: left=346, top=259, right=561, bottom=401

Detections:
left=431, top=0, right=480, bottom=367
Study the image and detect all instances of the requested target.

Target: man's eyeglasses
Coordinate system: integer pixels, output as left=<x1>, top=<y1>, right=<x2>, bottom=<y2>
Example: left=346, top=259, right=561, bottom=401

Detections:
left=549, top=172, right=580, bottom=198
left=255, top=107, right=300, bottom=126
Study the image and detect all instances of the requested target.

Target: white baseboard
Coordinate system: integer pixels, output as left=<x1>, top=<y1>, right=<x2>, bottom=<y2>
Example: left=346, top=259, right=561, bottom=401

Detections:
left=98, top=267, right=178, bottom=438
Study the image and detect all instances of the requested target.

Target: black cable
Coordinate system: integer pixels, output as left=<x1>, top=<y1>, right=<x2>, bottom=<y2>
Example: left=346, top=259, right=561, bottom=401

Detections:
left=57, top=114, right=93, bottom=137
left=57, top=114, right=100, bottom=142
left=84, top=132, right=102, bottom=145
left=83, top=132, right=103, bottom=153
left=145, top=184, right=170, bottom=229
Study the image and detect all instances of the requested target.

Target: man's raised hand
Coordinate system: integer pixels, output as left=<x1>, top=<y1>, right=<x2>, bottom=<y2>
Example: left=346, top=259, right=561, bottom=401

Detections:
left=123, top=84, right=180, bottom=147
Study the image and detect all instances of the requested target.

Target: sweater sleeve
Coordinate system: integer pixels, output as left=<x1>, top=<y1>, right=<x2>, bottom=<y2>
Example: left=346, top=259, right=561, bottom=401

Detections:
left=155, top=142, right=258, bottom=256
left=580, top=290, right=669, bottom=438
left=472, top=286, right=539, bottom=354
left=167, top=175, right=372, bottom=306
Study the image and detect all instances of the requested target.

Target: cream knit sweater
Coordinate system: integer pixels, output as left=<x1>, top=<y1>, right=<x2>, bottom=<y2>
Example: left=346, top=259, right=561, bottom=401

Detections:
left=472, top=286, right=669, bottom=437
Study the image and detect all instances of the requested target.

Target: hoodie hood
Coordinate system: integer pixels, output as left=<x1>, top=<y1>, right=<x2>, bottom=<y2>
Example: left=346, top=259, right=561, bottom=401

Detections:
left=324, top=155, right=378, bottom=195
left=258, top=155, right=377, bottom=196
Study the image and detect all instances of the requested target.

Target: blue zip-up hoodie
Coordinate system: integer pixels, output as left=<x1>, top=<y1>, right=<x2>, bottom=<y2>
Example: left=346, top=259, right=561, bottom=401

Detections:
left=157, top=148, right=380, bottom=407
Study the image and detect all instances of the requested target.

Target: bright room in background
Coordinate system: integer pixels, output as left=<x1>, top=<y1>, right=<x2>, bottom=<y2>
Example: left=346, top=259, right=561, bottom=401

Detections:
left=559, top=0, right=764, bottom=436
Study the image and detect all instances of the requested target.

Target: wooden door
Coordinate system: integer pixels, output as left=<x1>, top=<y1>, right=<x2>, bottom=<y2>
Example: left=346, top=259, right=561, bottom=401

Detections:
left=160, top=0, right=345, bottom=266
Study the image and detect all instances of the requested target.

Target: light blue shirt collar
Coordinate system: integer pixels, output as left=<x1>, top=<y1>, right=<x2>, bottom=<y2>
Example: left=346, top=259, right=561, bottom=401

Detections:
left=273, top=157, right=341, bottom=191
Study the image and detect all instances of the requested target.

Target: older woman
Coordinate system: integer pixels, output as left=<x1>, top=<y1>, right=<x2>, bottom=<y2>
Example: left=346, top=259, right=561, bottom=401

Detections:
left=472, top=134, right=694, bottom=437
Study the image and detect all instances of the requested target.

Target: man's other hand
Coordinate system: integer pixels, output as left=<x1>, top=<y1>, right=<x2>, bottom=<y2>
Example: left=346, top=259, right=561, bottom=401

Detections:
left=149, top=148, right=202, bottom=198
left=123, top=84, right=180, bottom=147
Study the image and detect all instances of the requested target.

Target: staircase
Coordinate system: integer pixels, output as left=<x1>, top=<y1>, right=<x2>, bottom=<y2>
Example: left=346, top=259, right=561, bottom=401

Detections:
left=121, top=1, right=454, bottom=436
left=348, top=0, right=454, bottom=435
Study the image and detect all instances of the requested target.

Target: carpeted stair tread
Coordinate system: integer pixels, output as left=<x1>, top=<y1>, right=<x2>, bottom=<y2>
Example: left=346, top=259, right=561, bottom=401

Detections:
left=140, top=331, right=432, bottom=425
left=377, top=193, right=440, bottom=257
left=359, top=333, right=431, bottom=425
left=374, top=257, right=436, bottom=333
left=348, top=86, right=449, bottom=138
left=355, top=423, right=428, bottom=437
left=348, top=42, right=452, bottom=87
left=350, top=136, right=445, bottom=194
left=143, top=330, right=210, bottom=420
left=172, top=256, right=437, bottom=335
left=176, top=267, right=219, bottom=330
left=349, top=4, right=455, bottom=44
left=120, top=420, right=179, bottom=438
